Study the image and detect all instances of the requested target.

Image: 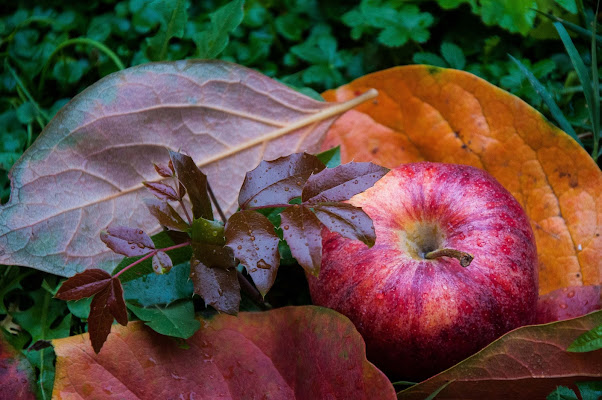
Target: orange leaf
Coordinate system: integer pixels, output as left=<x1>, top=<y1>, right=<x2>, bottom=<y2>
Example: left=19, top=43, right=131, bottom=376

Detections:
left=52, top=306, right=395, bottom=400
left=322, top=66, right=602, bottom=295
left=397, top=310, right=602, bottom=399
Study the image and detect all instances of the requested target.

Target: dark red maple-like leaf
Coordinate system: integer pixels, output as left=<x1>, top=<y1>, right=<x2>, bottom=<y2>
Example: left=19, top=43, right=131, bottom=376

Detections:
left=100, top=226, right=155, bottom=257
left=55, top=269, right=112, bottom=300
left=169, top=150, right=213, bottom=220
left=143, top=181, right=180, bottom=202
left=144, top=198, right=189, bottom=231
left=280, top=205, right=323, bottom=276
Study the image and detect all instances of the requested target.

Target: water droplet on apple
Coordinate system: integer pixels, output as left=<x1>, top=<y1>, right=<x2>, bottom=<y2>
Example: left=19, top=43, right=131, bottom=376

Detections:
left=476, top=239, right=485, bottom=247
left=567, top=291, right=575, bottom=298
left=237, top=245, right=242, bottom=250
left=559, top=303, right=568, bottom=309
left=283, top=225, right=289, bottom=230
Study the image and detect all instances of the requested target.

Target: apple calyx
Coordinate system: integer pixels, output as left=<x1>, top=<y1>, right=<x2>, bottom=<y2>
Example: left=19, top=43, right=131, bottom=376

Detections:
left=424, top=248, right=474, bottom=267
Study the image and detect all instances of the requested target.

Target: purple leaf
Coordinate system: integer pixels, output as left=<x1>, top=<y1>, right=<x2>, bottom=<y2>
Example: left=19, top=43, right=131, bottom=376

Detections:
left=153, top=163, right=173, bottom=178
left=169, top=151, right=213, bottom=220
left=143, top=181, right=179, bottom=202
left=190, top=243, right=240, bottom=314
left=152, top=251, right=173, bottom=274
left=55, top=269, right=112, bottom=301
left=238, top=153, right=325, bottom=209
left=100, top=226, right=155, bottom=257
left=225, top=211, right=280, bottom=296
left=302, top=162, right=389, bottom=203
left=280, top=205, right=323, bottom=276
left=144, top=198, right=189, bottom=232
left=313, top=203, right=376, bottom=247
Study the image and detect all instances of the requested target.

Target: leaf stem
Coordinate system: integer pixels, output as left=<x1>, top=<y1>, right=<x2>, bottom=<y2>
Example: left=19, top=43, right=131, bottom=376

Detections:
left=207, top=182, right=227, bottom=224
left=424, top=248, right=473, bottom=267
left=113, top=241, right=190, bottom=279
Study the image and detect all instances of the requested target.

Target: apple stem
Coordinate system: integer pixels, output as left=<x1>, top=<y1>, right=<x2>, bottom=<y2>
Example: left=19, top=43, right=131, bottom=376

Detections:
left=424, top=248, right=474, bottom=267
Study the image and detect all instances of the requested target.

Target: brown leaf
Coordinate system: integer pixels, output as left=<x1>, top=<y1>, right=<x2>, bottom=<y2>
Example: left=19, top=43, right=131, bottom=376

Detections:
left=190, top=243, right=240, bottom=314
left=55, top=269, right=112, bottom=301
left=107, top=278, right=128, bottom=327
left=536, top=285, right=601, bottom=324
left=88, top=287, right=114, bottom=354
left=100, top=226, right=155, bottom=257
left=144, top=198, right=189, bottom=231
left=225, top=210, right=280, bottom=296
left=52, top=306, right=396, bottom=400
left=238, top=153, right=325, bottom=209
left=152, top=251, right=173, bottom=274
left=142, top=181, right=179, bottom=201
left=313, top=202, right=376, bottom=247
left=302, top=162, right=389, bottom=203
left=280, top=205, right=322, bottom=276
left=322, top=67, right=602, bottom=295
left=169, top=150, right=213, bottom=220
left=398, top=310, right=602, bottom=400
left=0, top=60, right=376, bottom=277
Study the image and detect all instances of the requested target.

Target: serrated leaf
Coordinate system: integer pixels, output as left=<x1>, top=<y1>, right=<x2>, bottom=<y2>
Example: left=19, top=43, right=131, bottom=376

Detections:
left=280, top=205, right=322, bottom=276
left=55, top=269, right=112, bottom=301
left=313, top=203, right=376, bottom=247
left=152, top=250, right=173, bottom=274
left=568, top=324, right=602, bottom=352
left=87, top=287, right=114, bottom=354
left=239, top=153, right=326, bottom=209
left=100, top=226, right=155, bottom=257
left=144, top=198, right=189, bottom=231
left=189, top=217, right=224, bottom=246
left=143, top=181, right=179, bottom=201
left=190, top=256, right=240, bottom=315
left=190, top=242, right=239, bottom=314
left=302, top=162, right=388, bottom=203
left=225, top=210, right=280, bottom=296
left=123, top=261, right=193, bottom=307
left=0, top=60, right=367, bottom=277
left=107, top=278, right=128, bottom=326
left=126, top=300, right=200, bottom=339
left=169, top=150, right=213, bottom=220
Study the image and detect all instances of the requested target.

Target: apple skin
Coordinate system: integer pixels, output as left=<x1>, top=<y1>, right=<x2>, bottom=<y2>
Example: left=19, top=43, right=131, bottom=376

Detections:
left=307, top=162, right=538, bottom=381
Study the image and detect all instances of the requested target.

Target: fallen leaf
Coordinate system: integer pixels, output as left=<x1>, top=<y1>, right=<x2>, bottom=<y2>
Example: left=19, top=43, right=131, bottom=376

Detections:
left=52, top=306, right=395, bottom=400
left=536, top=285, right=601, bottom=324
left=0, top=333, right=36, bottom=400
left=397, top=310, right=602, bottom=400
left=322, top=66, right=602, bottom=295
left=0, top=60, right=376, bottom=277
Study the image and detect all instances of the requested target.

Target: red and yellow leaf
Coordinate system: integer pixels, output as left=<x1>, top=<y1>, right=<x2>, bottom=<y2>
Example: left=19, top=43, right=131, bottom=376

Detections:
left=0, top=333, right=36, bottom=400
left=52, top=306, right=395, bottom=400
left=322, top=66, right=602, bottom=295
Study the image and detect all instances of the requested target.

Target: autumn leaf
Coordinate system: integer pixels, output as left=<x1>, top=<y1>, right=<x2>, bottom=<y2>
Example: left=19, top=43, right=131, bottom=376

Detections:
left=169, top=150, right=213, bottom=220
left=397, top=310, right=602, bottom=400
left=313, top=202, right=376, bottom=247
left=322, top=66, right=602, bottom=295
left=52, top=306, right=396, bottom=399
left=55, top=269, right=112, bottom=300
left=142, top=181, right=179, bottom=202
left=0, top=333, right=36, bottom=400
left=143, top=198, right=189, bottom=232
left=238, top=152, right=325, bottom=209
left=0, top=60, right=376, bottom=277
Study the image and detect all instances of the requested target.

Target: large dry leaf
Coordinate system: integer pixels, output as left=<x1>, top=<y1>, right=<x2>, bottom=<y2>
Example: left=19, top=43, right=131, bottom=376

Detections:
left=322, top=66, right=602, bottom=295
left=398, top=310, right=602, bottom=399
left=52, top=306, right=395, bottom=400
left=0, top=60, right=373, bottom=277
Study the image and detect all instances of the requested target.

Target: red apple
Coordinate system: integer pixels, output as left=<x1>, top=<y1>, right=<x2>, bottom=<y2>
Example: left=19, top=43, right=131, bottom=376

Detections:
left=307, top=162, right=538, bottom=381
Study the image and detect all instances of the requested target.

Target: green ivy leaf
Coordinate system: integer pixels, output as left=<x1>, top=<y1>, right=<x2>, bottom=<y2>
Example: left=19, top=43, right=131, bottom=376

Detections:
left=126, top=300, right=200, bottom=339
left=440, top=42, right=466, bottom=69
left=123, top=262, right=193, bottom=307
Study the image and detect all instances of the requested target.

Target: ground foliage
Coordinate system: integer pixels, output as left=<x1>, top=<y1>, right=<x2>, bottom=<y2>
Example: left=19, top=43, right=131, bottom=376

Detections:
left=0, top=0, right=601, bottom=398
